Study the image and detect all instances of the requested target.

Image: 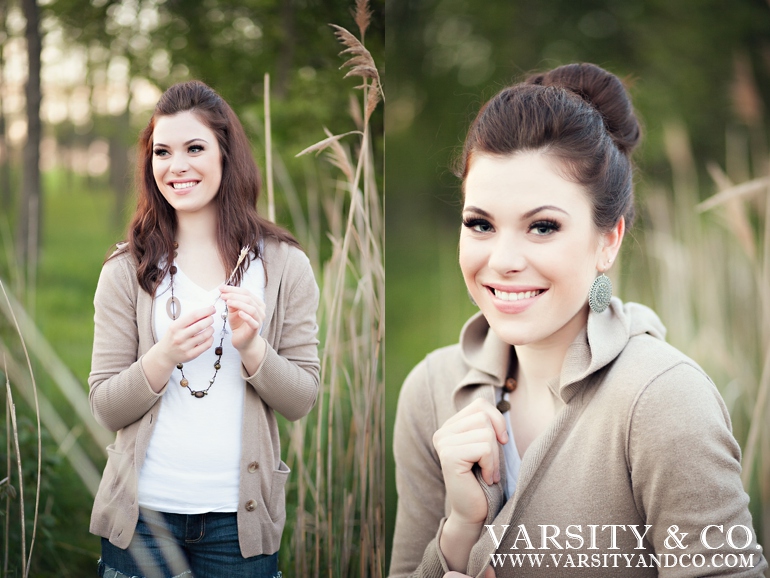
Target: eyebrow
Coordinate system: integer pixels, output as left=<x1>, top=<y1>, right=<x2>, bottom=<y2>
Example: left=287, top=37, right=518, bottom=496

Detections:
left=463, top=205, right=570, bottom=219
left=153, top=138, right=209, bottom=147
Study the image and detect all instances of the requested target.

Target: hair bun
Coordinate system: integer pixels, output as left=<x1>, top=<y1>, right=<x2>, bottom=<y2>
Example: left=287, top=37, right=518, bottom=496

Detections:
left=527, top=63, right=641, bottom=154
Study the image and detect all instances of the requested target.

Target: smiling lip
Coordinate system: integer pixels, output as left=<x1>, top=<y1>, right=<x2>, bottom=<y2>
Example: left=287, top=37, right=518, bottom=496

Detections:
left=485, top=284, right=547, bottom=314
left=168, top=180, right=200, bottom=191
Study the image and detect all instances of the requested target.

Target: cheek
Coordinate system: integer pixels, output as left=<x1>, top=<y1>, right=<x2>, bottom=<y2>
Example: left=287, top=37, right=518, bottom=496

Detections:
left=458, top=235, right=484, bottom=282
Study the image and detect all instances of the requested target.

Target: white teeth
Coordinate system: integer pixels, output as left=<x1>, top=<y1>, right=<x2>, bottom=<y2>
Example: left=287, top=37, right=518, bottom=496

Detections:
left=172, top=181, right=197, bottom=189
left=493, top=289, right=544, bottom=301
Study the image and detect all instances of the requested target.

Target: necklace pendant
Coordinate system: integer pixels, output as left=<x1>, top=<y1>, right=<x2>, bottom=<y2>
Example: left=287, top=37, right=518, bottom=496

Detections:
left=166, top=296, right=181, bottom=320
left=193, top=391, right=206, bottom=398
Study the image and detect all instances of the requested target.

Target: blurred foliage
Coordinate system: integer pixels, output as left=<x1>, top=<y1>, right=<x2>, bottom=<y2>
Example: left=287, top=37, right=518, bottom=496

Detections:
left=45, top=0, right=384, bottom=160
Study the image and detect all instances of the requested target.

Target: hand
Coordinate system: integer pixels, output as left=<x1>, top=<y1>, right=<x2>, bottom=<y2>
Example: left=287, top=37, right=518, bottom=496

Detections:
left=219, top=285, right=267, bottom=374
left=433, top=398, right=508, bottom=528
left=218, top=285, right=266, bottom=352
left=142, top=305, right=216, bottom=392
left=157, top=305, right=217, bottom=366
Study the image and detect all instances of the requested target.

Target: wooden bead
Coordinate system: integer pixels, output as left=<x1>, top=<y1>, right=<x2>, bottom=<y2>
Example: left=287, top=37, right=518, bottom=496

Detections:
left=180, top=379, right=189, bottom=387
left=214, top=363, right=221, bottom=370
left=170, top=266, right=177, bottom=275
left=496, top=400, right=511, bottom=414
left=215, top=347, right=223, bottom=356
left=504, top=378, right=517, bottom=393
left=177, top=363, right=184, bottom=370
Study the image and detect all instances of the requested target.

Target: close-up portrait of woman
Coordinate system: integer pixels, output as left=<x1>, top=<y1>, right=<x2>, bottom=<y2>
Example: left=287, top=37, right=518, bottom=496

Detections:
left=386, top=2, right=770, bottom=577
left=0, top=0, right=382, bottom=576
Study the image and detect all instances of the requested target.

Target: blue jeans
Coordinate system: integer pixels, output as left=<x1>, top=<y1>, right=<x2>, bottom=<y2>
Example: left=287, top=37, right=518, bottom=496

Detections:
left=98, top=508, right=280, bottom=578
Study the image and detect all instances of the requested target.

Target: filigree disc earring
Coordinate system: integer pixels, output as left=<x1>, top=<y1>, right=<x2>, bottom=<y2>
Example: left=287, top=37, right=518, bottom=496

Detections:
left=588, top=273, right=612, bottom=313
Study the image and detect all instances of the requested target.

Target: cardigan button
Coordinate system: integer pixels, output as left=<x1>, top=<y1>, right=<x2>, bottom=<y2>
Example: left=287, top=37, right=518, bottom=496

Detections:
left=248, top=461, right=259, bottom=473
left=245, top=499, right=257, bottom=512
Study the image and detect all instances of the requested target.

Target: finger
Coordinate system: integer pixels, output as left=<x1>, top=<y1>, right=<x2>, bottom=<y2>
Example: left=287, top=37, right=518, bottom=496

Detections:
left=442, top=411, right=509, bottom=446
left=186, top=335, right=215, bottom=360
left=181, top=315, right=216, bottom=340
left=436, top=429, right=499, bottom=482
left=237, top=310, right=261, bottom=330
left=444, top=573, right=473, bottom=578
left=224, top=298, right=259, bottom=317
left=443, top=399, right=508, bottom=444
left=485, top=566, right=497, bottom=578
left=176, top=305, right=216, bottom=326
left=437, top=441, right=499, bottom=485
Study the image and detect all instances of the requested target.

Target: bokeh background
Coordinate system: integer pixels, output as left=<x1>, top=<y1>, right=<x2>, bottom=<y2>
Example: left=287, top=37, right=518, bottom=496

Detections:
left=385, top=0, right=770, bottom=573
left=0, top=0, right=383, bottom=575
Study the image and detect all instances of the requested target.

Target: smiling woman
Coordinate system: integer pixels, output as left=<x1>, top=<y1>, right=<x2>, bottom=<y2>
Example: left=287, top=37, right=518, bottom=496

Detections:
left=87, top=80, right=320, bottom=578
left=389, top=64, right=767, bottom=578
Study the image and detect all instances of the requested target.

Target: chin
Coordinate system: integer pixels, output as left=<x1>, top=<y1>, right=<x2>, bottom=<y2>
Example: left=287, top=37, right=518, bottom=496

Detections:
left=483, top=314, right=543, bottom=347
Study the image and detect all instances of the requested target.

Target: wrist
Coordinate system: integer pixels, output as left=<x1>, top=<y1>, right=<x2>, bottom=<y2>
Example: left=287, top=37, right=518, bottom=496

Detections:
left=239, top=335, right=267, bottom=376
left=444, top=512, right=485, bottom=537
left=440, top=514, right=485, bottom=572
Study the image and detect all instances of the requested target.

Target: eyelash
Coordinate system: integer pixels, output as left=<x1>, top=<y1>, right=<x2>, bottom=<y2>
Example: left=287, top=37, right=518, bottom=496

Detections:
left=462, top=217, right=493, bottom=233
left=153, top=145, right=204, bottom=157
left=529, top=219, right=561, bottom=235
left=461, top=217, right=562, bottom=236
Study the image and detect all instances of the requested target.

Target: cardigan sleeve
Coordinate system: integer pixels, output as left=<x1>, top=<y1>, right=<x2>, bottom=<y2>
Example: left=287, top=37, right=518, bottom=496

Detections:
left=242, top=247, right=320, bottom=421
left=628, top=362, right=767, bottom=577
left=390, top=358, right=452, bottom=578
left=88, top=255, right=164, bottom=432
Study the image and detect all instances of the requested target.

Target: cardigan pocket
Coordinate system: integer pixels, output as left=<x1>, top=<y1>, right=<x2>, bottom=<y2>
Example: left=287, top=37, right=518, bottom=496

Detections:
left=267, top=460, right=290, bottom=522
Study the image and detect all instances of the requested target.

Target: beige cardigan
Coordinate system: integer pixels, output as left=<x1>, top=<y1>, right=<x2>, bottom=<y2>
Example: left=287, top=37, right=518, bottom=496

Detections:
left=391, top=299, right=767, bottom=577
left=88, top=237, right=319, bottom=557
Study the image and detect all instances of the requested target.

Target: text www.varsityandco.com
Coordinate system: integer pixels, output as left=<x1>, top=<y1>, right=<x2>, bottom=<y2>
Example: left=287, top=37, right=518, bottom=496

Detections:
left=489, top=552, right=757, bottom=569
left=485, top=524, right=762, bottom=570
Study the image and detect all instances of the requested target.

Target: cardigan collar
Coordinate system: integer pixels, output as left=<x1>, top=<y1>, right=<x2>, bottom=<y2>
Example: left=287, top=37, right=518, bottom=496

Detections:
left=452, top=297, right=667, bottom=406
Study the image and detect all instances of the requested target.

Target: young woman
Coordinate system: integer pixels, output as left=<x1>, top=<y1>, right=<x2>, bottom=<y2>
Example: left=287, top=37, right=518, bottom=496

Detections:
left=390, top=64, right=767, bottom=577
left=88, top=80, right=319, bottom=578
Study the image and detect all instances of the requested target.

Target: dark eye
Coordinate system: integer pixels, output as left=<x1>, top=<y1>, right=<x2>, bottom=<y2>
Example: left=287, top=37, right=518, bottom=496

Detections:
left=462, top=217, right=494, bottom=233
left=153, top=148, right=169, bottom=157
left=530, top=220, right=560, bottom=236
left=189, top=144, right=204, bottom=153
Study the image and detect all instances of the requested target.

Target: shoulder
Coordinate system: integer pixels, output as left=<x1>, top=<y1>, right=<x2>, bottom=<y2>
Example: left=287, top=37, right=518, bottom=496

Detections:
left=397, top=343, right=467, bottom=422
left=262, top=237, right=312, bottom=276
left=610, top=336, right=733, bottom=445
left=609, top=329, right=713, bottom=396
left=96, top=246, right=138, bottom=295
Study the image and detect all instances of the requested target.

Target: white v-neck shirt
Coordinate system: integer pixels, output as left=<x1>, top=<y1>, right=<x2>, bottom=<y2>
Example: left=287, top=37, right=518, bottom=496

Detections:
left=137, top=259, right=265, bottom=514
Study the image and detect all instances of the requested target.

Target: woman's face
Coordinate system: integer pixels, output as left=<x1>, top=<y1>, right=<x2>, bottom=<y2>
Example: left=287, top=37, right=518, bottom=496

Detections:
left=459, top=151, right=622, bottom=349
left=152, top=110, right=223, bottom=217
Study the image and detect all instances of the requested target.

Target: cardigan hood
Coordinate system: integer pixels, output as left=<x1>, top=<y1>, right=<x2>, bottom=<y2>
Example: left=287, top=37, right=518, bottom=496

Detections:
left=454, top=297, right=667, bottom=407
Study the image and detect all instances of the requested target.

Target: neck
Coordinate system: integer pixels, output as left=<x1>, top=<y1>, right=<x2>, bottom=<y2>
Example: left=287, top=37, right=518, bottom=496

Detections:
left=513, top=306, right=588, bottom=393
left=175, top=206, right=218, bottom=249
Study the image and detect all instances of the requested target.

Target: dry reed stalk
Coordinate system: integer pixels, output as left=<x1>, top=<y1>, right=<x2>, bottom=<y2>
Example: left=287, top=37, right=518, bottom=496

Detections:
left=264, top=73, right=276, bottom=223
left=4, top=356, right=25, bottom=576
left=4, top=369, right=11, bottom=576
left=1, top=279, right=41, bottom=578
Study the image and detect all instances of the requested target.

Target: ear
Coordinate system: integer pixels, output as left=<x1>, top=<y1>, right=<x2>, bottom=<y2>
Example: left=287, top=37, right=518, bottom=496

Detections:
left=598, top=216, right=625, bottom=272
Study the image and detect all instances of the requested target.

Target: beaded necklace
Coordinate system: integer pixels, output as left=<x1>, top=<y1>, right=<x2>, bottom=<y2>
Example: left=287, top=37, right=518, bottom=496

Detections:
left=167, top=262, right=230, bottom=399
left=165, top=244, right=249, bottom=399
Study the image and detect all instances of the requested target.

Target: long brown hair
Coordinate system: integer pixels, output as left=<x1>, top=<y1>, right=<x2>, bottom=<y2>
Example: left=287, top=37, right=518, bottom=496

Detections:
left=119, top=80, right=299, bottom=294
left=456, top=63, right=641, bottom=231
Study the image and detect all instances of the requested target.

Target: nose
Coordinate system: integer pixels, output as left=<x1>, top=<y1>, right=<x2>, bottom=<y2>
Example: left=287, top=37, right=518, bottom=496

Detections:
left=170, top=153, right=189, bottom=174
left=487, top=231, right=526, bottom=275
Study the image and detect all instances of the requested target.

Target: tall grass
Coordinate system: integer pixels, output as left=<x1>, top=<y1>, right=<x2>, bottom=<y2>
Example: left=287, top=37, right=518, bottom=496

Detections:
left=615, top=117, right=769, bottom=555
left=278, top=7, right=384, bottom=576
